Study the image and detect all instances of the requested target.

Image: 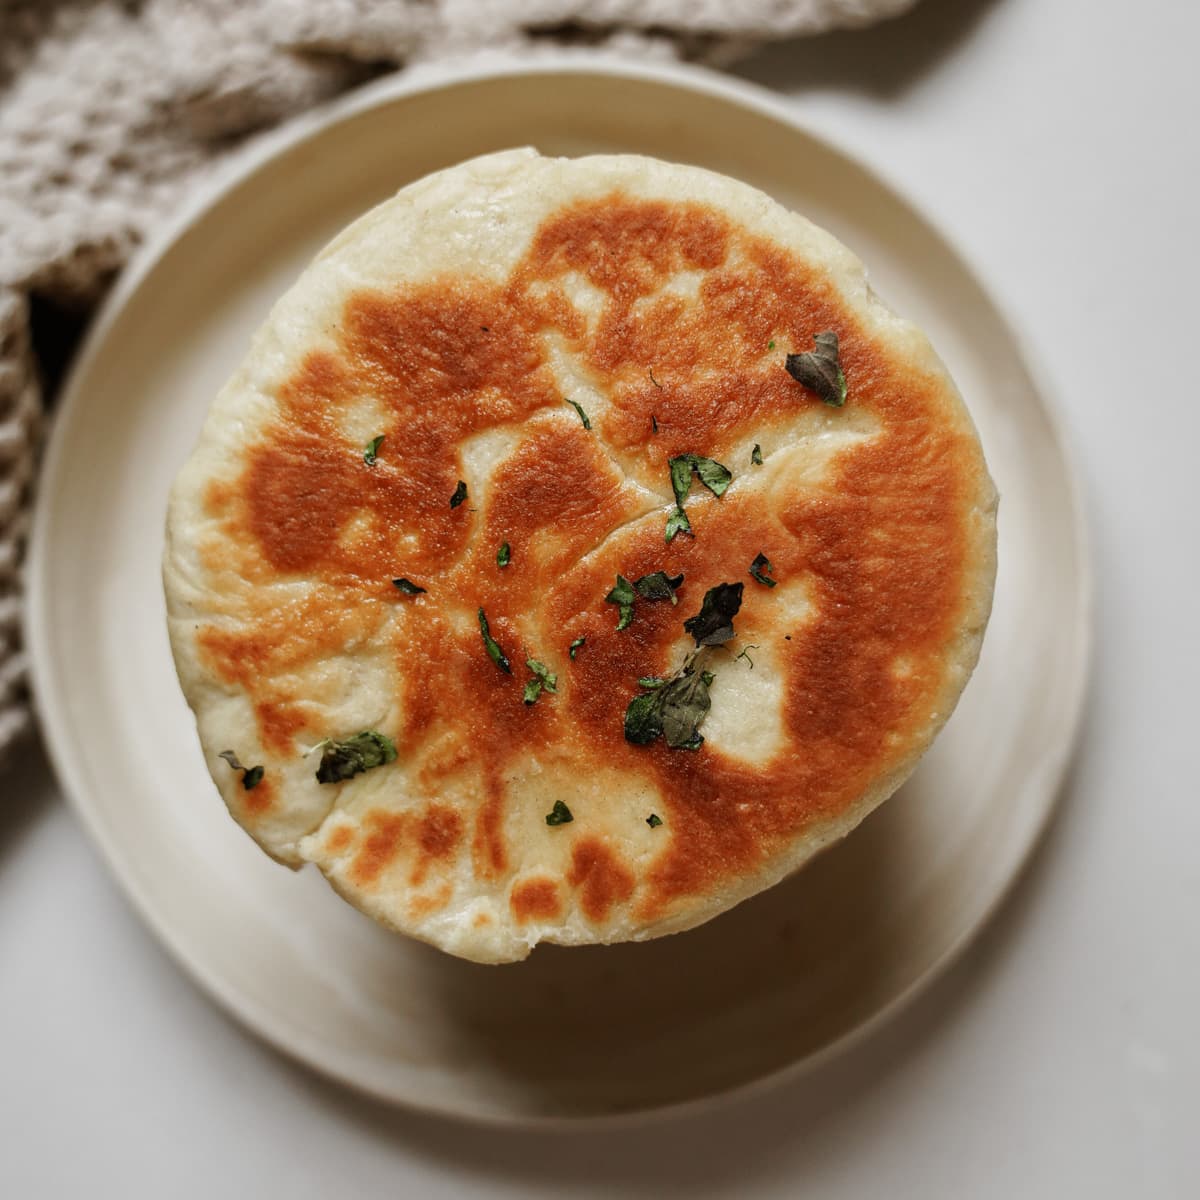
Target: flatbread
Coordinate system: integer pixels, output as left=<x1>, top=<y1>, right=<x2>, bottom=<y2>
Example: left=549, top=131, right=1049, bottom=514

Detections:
left=164, top=149, right=997, bottom=963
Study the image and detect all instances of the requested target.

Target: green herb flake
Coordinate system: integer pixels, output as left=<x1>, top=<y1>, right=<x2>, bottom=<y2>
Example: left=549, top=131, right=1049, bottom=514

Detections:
left=624, top=651, right=716, bottom=750
left=665, top=453, right=732, bottom=540
left=767, top=340, right=776, bottom=351
left=646, top=813, right=663, bottom=828
left=634, top=570, right=684, bottom=605
left=477, top=607, right=512, bottom=674
left=392, top=577, right=426, bottom=595
left=665, top=505, right=692, bottom=544
left=683, top=582, right=744, bottom=647
left=527, top=659, right=557, bottom=693
left=497, top=542, right=511, bottom=568
left=565, top=398, right=592, bottom=430
left=751, top=443, right=763, bottom=465
left=605, top=573, right=636, bottom=631
left=735, top=644, right=760, bottom=669
left=219, top=749, right=264, bottom=790
left=546, top=799, right=574, bottom=826
left=449, top=480, right=468, bottom=508
left=749, top=552, right=778, bottom=588
left=523, top=679, right=543, bottom=705
left=785, top=330, right=847, bottom=407
left=568, top=636, right=586, bottom=660
left=637, top=676, right=667, bottom=689
left=363, top=435, right=384, bottom=466
left=315, top=731, right=397, bottom=784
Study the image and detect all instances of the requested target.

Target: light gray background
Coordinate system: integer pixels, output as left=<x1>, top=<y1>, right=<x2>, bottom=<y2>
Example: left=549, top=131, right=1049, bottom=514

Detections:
left=3, top=0, right=1196, bottom=1194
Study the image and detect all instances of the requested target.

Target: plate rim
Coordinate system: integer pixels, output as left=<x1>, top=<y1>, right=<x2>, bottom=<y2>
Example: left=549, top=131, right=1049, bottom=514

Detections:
left=24, top=52, right=1093, bottom=1127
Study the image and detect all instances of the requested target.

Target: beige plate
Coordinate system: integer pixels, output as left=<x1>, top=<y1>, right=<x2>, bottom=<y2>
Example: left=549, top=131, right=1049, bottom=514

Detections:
left=25, top=58, right=1090, bottom=1125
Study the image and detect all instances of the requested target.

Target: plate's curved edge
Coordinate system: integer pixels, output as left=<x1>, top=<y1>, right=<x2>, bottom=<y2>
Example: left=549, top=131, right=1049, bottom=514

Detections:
left=23, top=53, right=1093, bottom=1128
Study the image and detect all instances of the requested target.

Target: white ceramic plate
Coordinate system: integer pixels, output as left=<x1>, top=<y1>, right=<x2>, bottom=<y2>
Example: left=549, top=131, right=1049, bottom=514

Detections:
left=25, top=58, right=1089, bottom=1125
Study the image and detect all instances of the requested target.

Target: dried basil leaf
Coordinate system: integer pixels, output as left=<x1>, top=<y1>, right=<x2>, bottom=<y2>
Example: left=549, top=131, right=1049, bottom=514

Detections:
left=767, top=340, right=776, bottom=351
left=634, top=571, right=684, bottom=605
left=605, top=574, right=636, bottom=631
left=785, top=330, right=847, bottom=407
left=637, top=676, right=667, bottom=689
left=691, top=456, right=733, bottom=497
left=665, top=505, right=692, bottom=544
left=363, top=435, right=384, bottom=466
left=665, top=453, right=732, bottom=540
left=624, top=652, right=716, bottom=750
left=568, top=636, right=586, bottom=660
left=669, top=456, right=695, bottom=508
left=315, top=731, right=397, bottom=784
left=392, top=577, right=426, bottom=595
left=545, top=799, right=574, bottom=826
left=449, top=480, right=468, bottom=508
left=497, top=542, right=511, bottom=568
left=477, top=607, right=512, bottom=673
left=646, top=813, right=663, bottom=828
left=751, top=443, right=763, bottom=465
left=683, top=582, right=744, bottom=647
left=749, top=552, right=778, bottom=588
left=565, top=398, right=591, bottom=430
left=523, top=679, right=543, bottom=705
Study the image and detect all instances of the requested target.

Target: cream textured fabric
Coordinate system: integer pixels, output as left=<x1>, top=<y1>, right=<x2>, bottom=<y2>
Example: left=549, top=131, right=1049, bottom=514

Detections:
left=0, top=0, right=917, bottom=764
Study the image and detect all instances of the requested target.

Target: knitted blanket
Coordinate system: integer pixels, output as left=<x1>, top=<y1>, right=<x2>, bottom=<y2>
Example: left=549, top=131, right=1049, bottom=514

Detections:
left=0, top=0, right=916, bottom=765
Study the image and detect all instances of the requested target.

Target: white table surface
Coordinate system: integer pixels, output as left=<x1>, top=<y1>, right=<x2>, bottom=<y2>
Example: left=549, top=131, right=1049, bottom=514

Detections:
left=3, top=0, right=1197, bottom=1194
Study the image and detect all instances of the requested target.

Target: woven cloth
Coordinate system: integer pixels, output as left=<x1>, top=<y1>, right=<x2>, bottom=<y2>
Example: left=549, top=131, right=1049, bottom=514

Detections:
left=0, top=0, right=917, bottom=766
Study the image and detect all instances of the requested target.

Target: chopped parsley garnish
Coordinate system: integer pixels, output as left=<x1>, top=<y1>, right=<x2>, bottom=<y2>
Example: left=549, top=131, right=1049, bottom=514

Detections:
left=634, top=570, right=684, bottom=605
left=785, top=330, right=847, bottom=407
left=624, top=650, right=716, bottom=751
left=749, top=552, right=778, bottom=588
left=646, top=813, right=663, bottom=828
left=767, top=340, right=776, bottom=351
left=218, top=750, right=264, bottom=790
left=565, top=398, right=592, bottom=430
left=682, top=581, right=744, bottom=646
left=363, top=435, right=384, bottom=466
left=665, top=505, right=691, bottom=542
left=392, top=577, right=426, bottom=595
left=665, top=453, right=732, bottom=542
left=477, top=607, right=511, bottom=673
left=497, top=542, right=511, bottom=568
left=449, top=480, right=468, bottom=508
left=751, top=443, right=763, bottom=465
left=315, top=731, right=396, bottom=784
left=605, top=574, right=636, bottom=631
left=568, top=636, right=586, bottom=660
left=523, top=658, right=558, bottom=705
left=545, top=800, right=574, bottom=826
